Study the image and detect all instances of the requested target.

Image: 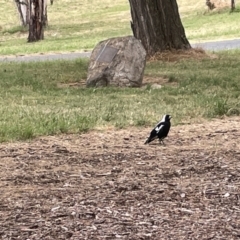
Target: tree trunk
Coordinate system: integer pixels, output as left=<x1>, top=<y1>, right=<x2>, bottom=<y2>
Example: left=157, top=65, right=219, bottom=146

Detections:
left=43, top=0, right=48, bottom=27
left=129, top=0, right=191, bottom=56
left=231, top=0, right=235, bottom=11
left=14, top=0, right=30, bottom=27
left=28, top=0, right=44, bottom=42
left=14, top=0, right=48, bottom=28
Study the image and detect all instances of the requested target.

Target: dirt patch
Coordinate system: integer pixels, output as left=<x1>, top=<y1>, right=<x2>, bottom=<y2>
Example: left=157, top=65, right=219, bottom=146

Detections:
left=58, top=76, right=177, bottom=89
left=143, top=76, right=178, bottom=88
left=57, top=81, right=86, bottom=88
left=148, top=48, right=216, bottom=62
left=0, top=117, right=240, bottom=239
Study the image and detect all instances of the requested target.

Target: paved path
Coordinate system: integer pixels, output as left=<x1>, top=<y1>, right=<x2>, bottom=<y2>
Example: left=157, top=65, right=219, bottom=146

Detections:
left=0, top=39, right=240, bottom=62
left=192, top=39, right=240, bottom=51
left=0, top=52, right=91, bottom=63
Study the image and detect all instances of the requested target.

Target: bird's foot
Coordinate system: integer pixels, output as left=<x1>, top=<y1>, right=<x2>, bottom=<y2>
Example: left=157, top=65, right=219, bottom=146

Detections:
left=159, top=140, right=165, bottom=145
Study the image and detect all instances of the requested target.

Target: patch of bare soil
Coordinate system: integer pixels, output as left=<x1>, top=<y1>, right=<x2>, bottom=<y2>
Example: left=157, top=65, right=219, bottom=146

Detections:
left=148, top=48, right=216, bottom=62
left=59, top=76, right=177, bottom=89
left=207, top=0, right=230, bottom=10
left=0, top=117, right=240, bottom=239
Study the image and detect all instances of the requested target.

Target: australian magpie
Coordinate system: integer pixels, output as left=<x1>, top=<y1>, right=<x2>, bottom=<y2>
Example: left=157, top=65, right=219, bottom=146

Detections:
left=144, top=114, right=172, bottom=145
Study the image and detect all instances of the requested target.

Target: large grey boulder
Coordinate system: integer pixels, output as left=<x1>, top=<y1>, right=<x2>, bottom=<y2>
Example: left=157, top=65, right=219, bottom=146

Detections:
left=86, top=36, right=146, bottom=87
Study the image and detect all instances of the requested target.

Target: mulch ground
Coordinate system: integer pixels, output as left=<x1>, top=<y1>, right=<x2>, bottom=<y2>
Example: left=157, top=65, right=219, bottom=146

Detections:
left=0, top=116, right=240, bottom=239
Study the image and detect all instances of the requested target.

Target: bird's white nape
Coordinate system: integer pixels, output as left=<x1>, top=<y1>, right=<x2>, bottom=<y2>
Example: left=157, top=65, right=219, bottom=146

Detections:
left=160, top=114, right=167, bottom=122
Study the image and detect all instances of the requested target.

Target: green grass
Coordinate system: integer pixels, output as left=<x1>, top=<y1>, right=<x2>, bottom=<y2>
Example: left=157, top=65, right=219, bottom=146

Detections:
left=0, top=0, right=132, bottom=55
left=0, top=0, right=240, bottom=142
left=183, top=7, right=240, bottom=42
left=0, top=51, right=239, bottom=142
left=0, top=0, right=240, bottom=55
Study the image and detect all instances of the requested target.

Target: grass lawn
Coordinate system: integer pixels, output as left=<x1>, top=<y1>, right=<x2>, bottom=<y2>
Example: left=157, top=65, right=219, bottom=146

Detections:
left=0, top=50, right=239, bottom=142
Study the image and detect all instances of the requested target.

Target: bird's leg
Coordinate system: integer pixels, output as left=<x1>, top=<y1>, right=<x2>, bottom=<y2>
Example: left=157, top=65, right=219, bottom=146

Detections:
left=159, top=139, right=164, bottom=145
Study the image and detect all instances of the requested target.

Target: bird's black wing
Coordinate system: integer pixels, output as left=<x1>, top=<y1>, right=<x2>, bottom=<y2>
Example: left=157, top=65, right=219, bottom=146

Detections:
left=157, top=122, right=170, bottom=140
left=144, top=122, right=164, bottom=144
left=144, top=129, right=157, bottom=144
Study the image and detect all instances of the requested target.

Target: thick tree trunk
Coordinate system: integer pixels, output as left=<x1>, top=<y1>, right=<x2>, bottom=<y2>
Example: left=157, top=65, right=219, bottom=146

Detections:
left=28, top=0, right=44, bottom=42
left=129, top=0, right=191, bottom=56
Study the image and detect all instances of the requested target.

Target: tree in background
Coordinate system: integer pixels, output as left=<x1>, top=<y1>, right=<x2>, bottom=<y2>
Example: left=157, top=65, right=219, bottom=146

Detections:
left=14, top=0, right=30, bottom=27
left=231, top=0, right=235, bottom=11
left=206, top=0, right=236, bottom=11
left=14, top=0, right=49, bottom=41
left=128, top=0, right=191, bottom=56
left=28, top=0, right=45, bottom=42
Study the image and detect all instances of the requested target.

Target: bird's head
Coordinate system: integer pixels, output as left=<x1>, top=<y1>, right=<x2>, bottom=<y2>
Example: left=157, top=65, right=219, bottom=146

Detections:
left=162, top=114, right=172, bottom=122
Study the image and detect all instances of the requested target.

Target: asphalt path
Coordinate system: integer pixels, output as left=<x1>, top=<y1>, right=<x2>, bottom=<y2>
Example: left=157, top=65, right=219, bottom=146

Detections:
left=0, top=51, right=91, bottom=63
left=0, top=39, right=240, bottom=62
left=192, top=39, right=240, bottom=51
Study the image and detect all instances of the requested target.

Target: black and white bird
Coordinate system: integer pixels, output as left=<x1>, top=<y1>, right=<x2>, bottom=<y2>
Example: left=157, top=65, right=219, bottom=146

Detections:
left=144, top=114, right=172, bottom=145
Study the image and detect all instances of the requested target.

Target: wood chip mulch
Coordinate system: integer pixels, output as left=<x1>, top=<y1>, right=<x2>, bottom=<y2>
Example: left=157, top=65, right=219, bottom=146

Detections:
left=0, top=117, right=240, bottom=239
